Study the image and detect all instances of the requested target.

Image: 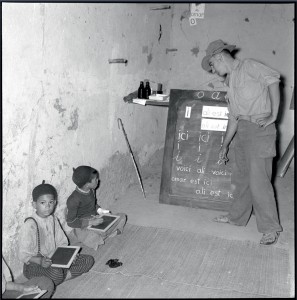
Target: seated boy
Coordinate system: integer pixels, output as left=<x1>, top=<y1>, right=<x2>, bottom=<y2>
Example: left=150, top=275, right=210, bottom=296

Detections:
left=18, top=181, right=95, bottom=286
left=66, top=166, right=127, bottom=250
left=2, top=256, right=54, bottom=299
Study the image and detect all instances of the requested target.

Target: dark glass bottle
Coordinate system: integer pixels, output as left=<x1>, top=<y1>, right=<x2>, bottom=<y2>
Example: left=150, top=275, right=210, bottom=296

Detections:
left=157, top=83, right=163, bottom=94
left=144, top=82, right=151, bottom=99
left=138, top=81, right=145, bottom=99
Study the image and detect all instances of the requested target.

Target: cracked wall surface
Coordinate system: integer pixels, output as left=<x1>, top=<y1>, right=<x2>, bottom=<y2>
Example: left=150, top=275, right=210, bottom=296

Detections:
left=2, top=3, right=171, bottom=276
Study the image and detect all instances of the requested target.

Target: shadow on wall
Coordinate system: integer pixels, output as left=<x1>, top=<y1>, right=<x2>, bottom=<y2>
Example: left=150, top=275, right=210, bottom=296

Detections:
left=97, top=151, right=139, bottom=208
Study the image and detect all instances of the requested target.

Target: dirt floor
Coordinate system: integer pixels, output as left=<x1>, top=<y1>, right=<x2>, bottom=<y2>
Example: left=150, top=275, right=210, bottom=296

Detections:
left=110, top=152, right=295, bottom=297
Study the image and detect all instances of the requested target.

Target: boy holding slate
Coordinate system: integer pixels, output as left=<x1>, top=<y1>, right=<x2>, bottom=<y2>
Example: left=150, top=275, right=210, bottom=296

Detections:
left=18, top=181, right=95, bottom=286
left=66, top=166, right=127, bottom=250
left=201, top=39, right=282, bottom=245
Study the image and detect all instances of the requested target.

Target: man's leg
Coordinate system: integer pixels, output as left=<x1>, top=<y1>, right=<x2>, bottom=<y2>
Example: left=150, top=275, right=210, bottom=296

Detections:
left=227, top=135, right=253, bottom=225
left=249, top=157, right=283, bottom=234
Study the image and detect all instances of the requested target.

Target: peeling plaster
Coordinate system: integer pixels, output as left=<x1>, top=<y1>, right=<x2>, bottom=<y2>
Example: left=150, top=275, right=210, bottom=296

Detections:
left=142, top=46, right=148, bottom=54
left=190, top=47, right=199, bottom=57
left=67, top=108, right=79, bottom=130
left=180, top=10, right=189, bottom=21
left=53, top=98, right=67, bottom=115
left=147, top=53, right=153, bottom=64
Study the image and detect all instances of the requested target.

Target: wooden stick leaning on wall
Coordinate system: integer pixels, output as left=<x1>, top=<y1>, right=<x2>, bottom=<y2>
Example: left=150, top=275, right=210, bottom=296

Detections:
left=117, top=118, right=146, bottom=199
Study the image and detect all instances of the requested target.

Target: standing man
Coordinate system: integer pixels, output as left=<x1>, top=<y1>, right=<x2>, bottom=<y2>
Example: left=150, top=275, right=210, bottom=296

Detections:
left=201, top=39, right=282, bottom=245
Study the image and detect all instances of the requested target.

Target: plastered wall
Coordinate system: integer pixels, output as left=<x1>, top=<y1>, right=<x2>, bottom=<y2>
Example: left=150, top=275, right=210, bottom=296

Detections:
left=2, top=3, right=172, bottom=276
left=2, top=3, right=294, bottom=278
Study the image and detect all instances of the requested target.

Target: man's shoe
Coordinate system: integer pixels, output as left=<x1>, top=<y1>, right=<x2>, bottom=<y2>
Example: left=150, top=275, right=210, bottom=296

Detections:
left=212, top=215, right=231, bottom=223
left=260, top=232, right=279, bottom=246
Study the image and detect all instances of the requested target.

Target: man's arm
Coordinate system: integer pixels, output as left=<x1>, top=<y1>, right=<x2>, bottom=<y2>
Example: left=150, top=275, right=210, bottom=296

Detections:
left=219, top=117, right=238, bottom=161
left=256, top=81, right=280, bottom=128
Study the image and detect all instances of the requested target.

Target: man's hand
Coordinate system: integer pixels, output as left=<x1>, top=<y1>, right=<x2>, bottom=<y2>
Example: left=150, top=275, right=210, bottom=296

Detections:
left=219, top=146, right=229, bottom=163
left=255, top=115, right=275, bottom=128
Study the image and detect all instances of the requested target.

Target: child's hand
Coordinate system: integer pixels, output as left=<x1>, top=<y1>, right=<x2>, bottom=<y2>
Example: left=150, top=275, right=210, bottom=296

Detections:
left=89, top=216, right=104, bottom=226
left=22, top=285, right=40, bottom=294
left=40, top=256, right=52, bottom=268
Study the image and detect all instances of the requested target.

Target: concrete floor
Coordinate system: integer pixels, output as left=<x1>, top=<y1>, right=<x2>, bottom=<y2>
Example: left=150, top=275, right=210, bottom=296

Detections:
left=110, top=159, right=295, bottom=297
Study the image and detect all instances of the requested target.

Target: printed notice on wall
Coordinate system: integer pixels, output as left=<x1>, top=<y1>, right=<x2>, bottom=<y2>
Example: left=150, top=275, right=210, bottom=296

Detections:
left=201, top=118, right=228, bottom=131
left=190, top=3, right=205, bottom=19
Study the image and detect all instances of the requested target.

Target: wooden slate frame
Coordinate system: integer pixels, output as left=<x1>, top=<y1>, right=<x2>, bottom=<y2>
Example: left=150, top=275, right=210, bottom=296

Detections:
left=87, top=214, right=120, bottom=233
left=159, top=89, right=234, bottom=211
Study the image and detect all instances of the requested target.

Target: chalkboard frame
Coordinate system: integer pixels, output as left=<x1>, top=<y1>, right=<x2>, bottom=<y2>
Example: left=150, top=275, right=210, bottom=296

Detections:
left=159, top=89, right=233, bottom=211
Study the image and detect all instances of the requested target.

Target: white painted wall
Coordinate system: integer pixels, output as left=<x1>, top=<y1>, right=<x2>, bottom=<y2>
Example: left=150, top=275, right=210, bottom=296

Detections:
left=2, top=3, right=172, bottom=276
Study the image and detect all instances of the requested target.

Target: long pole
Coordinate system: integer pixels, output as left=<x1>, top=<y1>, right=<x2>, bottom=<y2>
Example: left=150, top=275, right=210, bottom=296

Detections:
left=118, top=118, right=146, bottom=198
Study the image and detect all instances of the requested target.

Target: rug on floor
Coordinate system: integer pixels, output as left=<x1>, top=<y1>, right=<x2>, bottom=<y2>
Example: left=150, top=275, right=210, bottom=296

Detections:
left=53, top=224, right=291, bottom=298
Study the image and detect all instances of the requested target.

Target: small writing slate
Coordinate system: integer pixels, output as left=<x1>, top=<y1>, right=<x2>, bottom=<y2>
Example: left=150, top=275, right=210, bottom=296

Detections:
left=51, top=247, right=76, bottom=265
left=88, top=214, right=120, bottom=233
left=50, top=246, right=80, bottom=268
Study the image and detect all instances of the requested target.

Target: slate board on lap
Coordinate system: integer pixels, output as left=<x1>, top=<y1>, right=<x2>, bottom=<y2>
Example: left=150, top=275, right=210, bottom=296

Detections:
left=160, top=89, right=235, bottom=211
left=51, top=246, right=80, bottom=268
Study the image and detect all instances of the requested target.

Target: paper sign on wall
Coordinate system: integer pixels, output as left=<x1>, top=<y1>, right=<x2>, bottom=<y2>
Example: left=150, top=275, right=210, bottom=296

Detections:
left=190, top=3, right=205, bottom=19
left=189, top=3, right=205, bottom=26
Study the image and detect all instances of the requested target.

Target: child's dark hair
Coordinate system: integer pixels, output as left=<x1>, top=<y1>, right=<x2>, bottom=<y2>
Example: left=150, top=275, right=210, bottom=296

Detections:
left=32, top=180, right=57, bottom=202
left=72, top=166, right=99, bottom=188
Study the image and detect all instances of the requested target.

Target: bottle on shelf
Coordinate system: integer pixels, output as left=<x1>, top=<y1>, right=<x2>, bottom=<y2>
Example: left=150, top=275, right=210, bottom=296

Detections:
left=138, top=81, right=145, bottom=99
left=144, top=81, right=151, bottom=99
left=157, top=83, right=163, bottom=94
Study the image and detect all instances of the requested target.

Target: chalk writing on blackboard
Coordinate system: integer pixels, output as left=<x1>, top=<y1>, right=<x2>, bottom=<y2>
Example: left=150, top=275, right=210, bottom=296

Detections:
left=160, top=89, right=235, bottom=211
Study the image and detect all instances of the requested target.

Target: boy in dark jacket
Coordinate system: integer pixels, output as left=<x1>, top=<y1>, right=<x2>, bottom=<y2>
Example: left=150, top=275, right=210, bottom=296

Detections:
left=66, top=166, right=127, bottom=250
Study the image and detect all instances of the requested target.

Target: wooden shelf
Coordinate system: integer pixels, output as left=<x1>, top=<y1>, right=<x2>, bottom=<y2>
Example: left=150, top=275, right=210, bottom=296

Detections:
left=132, top=98, right=169, bottom=107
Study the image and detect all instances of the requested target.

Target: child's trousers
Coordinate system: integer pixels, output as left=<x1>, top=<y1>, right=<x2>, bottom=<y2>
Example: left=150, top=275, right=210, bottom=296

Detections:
left=71, top=213, right=127, bottom=250
left=23, top=254, right=94, bottom=286
left=227, top=120, right=283, bottom=234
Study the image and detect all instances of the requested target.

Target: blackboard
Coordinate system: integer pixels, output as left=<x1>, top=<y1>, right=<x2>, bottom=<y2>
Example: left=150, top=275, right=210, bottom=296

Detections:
left=159, top=89, right=235, bottom=211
